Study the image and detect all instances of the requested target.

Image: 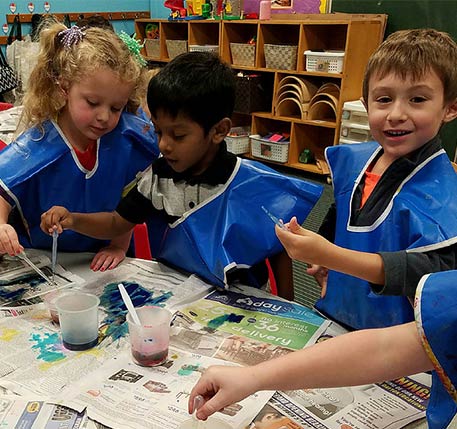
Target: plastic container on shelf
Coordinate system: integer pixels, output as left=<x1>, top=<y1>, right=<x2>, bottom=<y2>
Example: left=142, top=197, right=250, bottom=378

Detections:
left=188, top=44, right=219, bottom=54
left=226, top=126, right=251, bottom=154
left=259, top=0, right=271, bottom=20
left=340, top=122, right=372, bottom=142
left=304, top=50, right=345, bottom=74
left=250, top=134, right=289, bottom=163
left=341, top=100, right=369, bottom=126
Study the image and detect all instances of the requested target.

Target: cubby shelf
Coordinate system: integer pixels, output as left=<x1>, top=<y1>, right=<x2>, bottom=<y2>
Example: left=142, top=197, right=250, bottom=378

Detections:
left=135, top=14, right=386, bottom=175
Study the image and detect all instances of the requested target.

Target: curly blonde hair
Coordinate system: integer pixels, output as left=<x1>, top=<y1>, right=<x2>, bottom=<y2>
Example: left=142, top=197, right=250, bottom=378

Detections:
left=21, top=23, right=147, bottom=130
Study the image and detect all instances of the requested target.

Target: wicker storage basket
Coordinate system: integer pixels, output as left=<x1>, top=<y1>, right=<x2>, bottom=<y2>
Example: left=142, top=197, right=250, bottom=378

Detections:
left=250, top=134, right=289, bottom=163
left=234, top=74, right=271, bottom=114
left=144, top=39, right=160, bottom=58
left=230, top=43, right=256, bottom=67
left=264, top=44, right=298, bottom=70
left=166, top=39, right=188, bottom=59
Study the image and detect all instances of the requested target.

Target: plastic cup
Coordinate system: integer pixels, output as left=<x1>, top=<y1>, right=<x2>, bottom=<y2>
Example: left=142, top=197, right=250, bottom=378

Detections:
left=127, top=306, right=172, bottom=367
left=55, top=292, right=100, bottom=351
left=42, top=290, right=65, bottom=324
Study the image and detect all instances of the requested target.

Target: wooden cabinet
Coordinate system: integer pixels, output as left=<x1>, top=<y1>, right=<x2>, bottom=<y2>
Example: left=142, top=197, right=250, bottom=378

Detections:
left=135, top=14, right=386, bottom=175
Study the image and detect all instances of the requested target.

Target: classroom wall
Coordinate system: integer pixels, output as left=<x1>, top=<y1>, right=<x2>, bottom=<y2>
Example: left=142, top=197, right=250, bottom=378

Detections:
left=1, top=0, right=150, bottom=36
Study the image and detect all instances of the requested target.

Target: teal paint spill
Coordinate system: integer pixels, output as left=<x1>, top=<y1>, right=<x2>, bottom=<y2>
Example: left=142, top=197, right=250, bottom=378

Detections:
left=207, top=313, right=244, bottom=330
left=99, top=282, right=173, bottom=342
left=178, top=363, right=202, bottom=376
left=30, top=332, right=66, bottom=362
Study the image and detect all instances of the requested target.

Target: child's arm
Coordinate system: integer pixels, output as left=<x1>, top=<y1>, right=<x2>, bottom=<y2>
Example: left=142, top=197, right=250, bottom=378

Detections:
left=90, top=230, right=133, bottom=271
left=276, top=217, right=385, bottom=285
left=40, top=206, right=135, bottom=239
left=0, top=196, right=23, bottom=256
left=189, top=321, right=432, bottom=420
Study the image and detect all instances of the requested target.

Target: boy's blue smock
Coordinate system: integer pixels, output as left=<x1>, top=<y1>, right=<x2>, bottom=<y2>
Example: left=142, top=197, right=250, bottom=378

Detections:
left=0, top=112, right=159, bottom=252
left=315, top=141, right=457, bottom=329
left=415, top=271, right=457, bottom=429
left=146, top=158, right=323, bottom=288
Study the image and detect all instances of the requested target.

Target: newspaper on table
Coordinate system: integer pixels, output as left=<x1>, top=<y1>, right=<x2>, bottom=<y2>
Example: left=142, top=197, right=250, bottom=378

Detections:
left=170, top=284, right=331, bottom=366
left=171, top=283, right=430, bottom=429
left=0, top=253, right=85, bottom=306
left=0, top=395, right=88, bottom=429
left=51, top=347, right=274, bottom=429
left=0, top=257, right=213, bottom=398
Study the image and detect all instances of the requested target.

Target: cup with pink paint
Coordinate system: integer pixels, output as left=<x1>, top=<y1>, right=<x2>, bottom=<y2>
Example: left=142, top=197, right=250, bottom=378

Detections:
left=127, top=305, right=172, bottom=366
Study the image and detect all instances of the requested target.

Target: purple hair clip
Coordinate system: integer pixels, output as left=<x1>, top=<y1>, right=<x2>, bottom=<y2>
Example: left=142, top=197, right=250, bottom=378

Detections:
left=58, top=25, right=86, bottom=48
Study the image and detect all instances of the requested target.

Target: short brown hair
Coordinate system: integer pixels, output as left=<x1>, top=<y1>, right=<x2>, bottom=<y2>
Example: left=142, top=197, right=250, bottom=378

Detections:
left=363, top=29, right=457, bottom=105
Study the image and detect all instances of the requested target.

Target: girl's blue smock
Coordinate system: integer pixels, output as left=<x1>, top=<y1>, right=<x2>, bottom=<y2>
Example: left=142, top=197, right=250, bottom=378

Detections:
left=0, top=111, right=158, bottom=252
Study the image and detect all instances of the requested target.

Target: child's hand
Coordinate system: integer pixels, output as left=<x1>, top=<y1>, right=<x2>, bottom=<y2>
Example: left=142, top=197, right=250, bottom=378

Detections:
left=0, top=224, right=23, bottom=256
left=40, top=206, right=73, bottom=234
left=306, top=264, right=329, bottom=297
left=90, top=245, right=126, bottom=272
left=188, top=366, right=257, bottom=421
left=275, top=216, right=331, bottom=266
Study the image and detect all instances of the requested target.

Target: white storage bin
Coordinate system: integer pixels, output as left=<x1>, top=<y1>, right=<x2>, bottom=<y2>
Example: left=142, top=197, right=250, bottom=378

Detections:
left=189, top=44, right=219, bottom=54
left=250, top=134, right=289, bottom=163
left=304, top=50, right=345, bottom=74
left=341, top=100, right=369, bottom=126
left=226, top=126, right=251, bottom=155
left=340, top=122, right=372, bottom=142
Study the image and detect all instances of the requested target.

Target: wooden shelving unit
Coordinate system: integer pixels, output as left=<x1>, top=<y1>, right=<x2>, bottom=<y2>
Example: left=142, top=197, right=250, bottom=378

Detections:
left=135, top=14, right=386, bottom=175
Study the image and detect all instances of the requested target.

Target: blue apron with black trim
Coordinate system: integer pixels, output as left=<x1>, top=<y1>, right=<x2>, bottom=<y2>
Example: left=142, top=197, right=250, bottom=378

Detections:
left=146, top=158, right=323, bottom=288
left=315, top=141, right=457, bottom=329
left=415, top=271, right=457, bottom=429
left=0, top=111, right=158, bottom=252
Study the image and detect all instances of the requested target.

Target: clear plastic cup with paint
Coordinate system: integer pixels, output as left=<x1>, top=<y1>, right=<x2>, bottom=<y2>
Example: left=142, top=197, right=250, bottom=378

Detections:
left=126, top=305, right=172, bottom=366
left=55, top=292, right=100, bottom=351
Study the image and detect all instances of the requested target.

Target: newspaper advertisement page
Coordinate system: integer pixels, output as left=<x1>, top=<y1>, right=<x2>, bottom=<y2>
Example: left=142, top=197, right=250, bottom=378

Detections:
left=0, top=395, right=87, bottom=428
left=52, top=347, right=274, bottom=429
left=244, top=372, right=430, bottom=429
left=176, top=286, right=330, bottom=352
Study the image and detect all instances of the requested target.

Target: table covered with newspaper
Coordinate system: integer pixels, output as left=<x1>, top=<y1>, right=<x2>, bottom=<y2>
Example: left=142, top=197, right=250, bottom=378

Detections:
left=0, top=251, right=429, bottom=429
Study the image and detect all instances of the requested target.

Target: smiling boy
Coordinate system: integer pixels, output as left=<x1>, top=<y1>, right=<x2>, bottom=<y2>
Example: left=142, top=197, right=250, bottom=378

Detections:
left=277, top=29, right=457, bottom=329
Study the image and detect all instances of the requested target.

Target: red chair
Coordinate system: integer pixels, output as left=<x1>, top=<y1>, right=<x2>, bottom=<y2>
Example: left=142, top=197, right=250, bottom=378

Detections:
left=133, top=223, right=152, bottom=260
left=265, top=258, right=278, bottom=296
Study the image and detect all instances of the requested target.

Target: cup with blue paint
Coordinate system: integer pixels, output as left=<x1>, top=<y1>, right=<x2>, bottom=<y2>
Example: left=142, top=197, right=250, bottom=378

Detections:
left=127, top=306, right=172, bottom=366
left=55, top=292, right=100, bottom=351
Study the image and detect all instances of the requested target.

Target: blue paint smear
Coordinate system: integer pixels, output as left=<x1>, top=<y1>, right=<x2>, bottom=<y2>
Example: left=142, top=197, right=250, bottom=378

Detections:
left=0, top=274, right=45, bottom=301
left=30, top=332, right=66, bottom=362
left=98, top=282, right=173, bottom=342
left=207, top=313, right=244, bottom=330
